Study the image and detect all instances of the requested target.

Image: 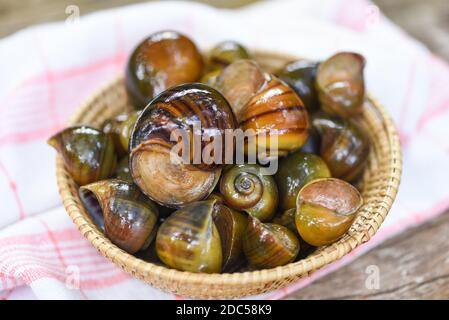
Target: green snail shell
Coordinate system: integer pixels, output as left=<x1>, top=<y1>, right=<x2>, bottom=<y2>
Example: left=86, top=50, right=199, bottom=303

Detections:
left=278, top=59, right=320, bottom=113
left=102, top=110, right=140, bottom=156
left=207, top=41, right=250, bottom=72
left=156, top=200, right=223, bottom=273
left=48, top=126, right=116, bottom=186
left=220, top=164, right=278, bottom=222
left=275, top=151, right=331, bottom=211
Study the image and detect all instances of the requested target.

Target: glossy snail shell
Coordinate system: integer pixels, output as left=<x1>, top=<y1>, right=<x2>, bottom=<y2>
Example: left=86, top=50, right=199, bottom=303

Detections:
left=313, top=112, right=370, bottom=181
left=316, top=52, right=366, bottom=117
left=243, top=216, right=300, bottom=269
left=156, top=200, right=223, bottom=273
left=216, top=59, right=269, bottom=121
left=102, top=110, right=140, bottom=156
left=79, top=179, right=159, bottom=254
left=220, top=164, right=278, bottom=222
left=48, top=126, right=116, bottom=186
left=278, top=59, right=320, bottom=113
left=275, top=151, right=331, bottom=211
left=126, top=31, right=204, bottom=108
left=295, top=178, right=363, bottom=246
left=239, top=77, right=310, bottom=158
left=129, top=83, right=237, bottom=208
left=212, top=204, right=247, bottom=272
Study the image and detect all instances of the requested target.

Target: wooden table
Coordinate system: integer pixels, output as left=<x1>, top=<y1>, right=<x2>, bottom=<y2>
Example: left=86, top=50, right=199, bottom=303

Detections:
left=2, top=0, right=448, bottom=299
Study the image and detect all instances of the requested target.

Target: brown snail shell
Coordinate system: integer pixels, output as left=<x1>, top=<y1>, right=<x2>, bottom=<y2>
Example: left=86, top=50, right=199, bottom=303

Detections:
left=243, top=216, right=300, bottom=269
left=129, top=83, right=237, bottom=208
left=316, top=52, right=366, bottom=117
left=125, top=31, right=204, bottom=108
left=216, top=59, right=269, bottom=121
left=79, top=179, right=159, bottom=254
left=239, top=77, right=310, bottom=158
left=212, top=204, right=247, bottom=272
left=313, top=112, right=370, bottom=181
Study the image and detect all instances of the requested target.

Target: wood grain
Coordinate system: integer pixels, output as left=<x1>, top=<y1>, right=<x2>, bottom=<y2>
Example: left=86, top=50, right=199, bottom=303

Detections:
left=1, top=0, right=448, bottom=299
left=286, top=212, right=449, bottom=299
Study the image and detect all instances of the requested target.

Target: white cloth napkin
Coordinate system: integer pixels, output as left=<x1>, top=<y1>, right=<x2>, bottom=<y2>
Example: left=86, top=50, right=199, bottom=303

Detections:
left=1, top=0, right=449, bottom=300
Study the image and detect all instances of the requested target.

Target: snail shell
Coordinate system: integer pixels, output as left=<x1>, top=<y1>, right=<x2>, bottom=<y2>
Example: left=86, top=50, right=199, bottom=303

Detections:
left=217, top=60, right=310, bottom=157
left=243, top=216, right=300, bottom=269
left=275, top=151, right=331, bottom=211
left=207, top=41, right=250, bottom=71
left=220, top=164, right=278, bottom=222
left=156, top=200, right=223, bottom=273
left=278, top=59, right=320, bottom=113
left=316, top=52, right=366, bottom=117
left=239, top=77, right=310, bottom=158
left=102, top=111, right=140, bottom=156
left=216, top=59, right=269, bottom=121
left=126, top=31, right=204, bottom=108
left=313, top=112, right=370, bottom=181
left=129, top=83, right=237, bottom=208
left=212, top=204, right=247, bottom=272
left=48, top=126, right=117, bottom=186
left=79, top=179, right=159, bottom=254
left=295, top=178, right=363, bottom=246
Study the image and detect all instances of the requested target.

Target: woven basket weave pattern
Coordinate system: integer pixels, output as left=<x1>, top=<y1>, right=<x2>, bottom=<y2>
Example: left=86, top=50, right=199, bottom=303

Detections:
left=55, top=52, right=402, bottom=299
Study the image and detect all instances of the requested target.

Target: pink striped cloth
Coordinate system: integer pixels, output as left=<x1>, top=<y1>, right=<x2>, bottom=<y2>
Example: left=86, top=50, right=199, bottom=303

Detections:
left=1, top=0, right=448, bottom=300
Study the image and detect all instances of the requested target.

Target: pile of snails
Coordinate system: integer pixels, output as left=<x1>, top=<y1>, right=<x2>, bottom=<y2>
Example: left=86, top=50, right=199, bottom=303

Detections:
left=49, top=31, right=370, bottom=273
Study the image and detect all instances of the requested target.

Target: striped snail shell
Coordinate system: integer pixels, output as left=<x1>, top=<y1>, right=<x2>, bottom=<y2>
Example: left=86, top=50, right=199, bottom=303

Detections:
left=156, top=200, right=223, bottom=273
left=217, top=59, right=310, bottom=158
left=79, top=179, right=159, bottom=254
left=129, top=83, right=237, bottom=208
left=212, top=204, right=247, bottom=272
left=239, top=77, right=310, bottom=158
left=216, top=59, right=269, bottom=122
left=313, top=112, right=370, bottom=181
left=102, top=110, right=140, bottom=156
left=243, top=216, right=300, bottom=269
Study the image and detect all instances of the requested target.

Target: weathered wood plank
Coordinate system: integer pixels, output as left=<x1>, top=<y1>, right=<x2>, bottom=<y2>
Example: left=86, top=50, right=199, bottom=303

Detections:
left=286, top=211, right=449, bottom=299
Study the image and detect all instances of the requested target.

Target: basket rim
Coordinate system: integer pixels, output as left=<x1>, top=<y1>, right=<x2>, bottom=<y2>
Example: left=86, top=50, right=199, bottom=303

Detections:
left=55, top=50, right=403, bottom=291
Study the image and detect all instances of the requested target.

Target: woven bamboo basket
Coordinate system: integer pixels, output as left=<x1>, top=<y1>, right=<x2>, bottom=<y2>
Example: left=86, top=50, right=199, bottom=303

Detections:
left=55, top=51, right=402, bottom=299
